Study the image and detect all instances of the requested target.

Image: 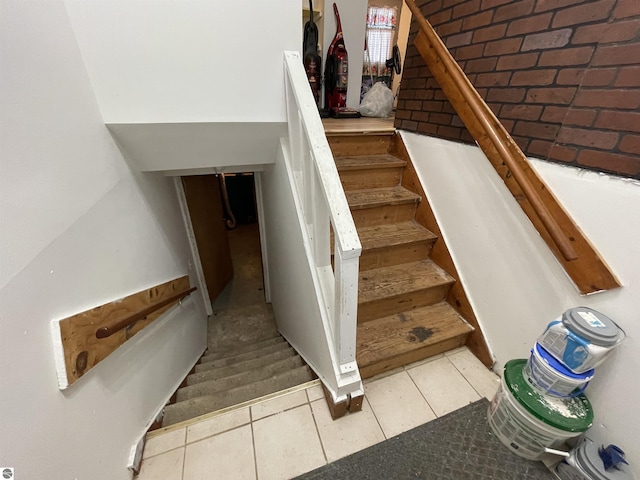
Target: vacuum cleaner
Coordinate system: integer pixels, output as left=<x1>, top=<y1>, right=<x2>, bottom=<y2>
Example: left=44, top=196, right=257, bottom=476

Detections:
left=303, top=0, right=322, bottom=106
left=323, top=3, right=360, bottom=118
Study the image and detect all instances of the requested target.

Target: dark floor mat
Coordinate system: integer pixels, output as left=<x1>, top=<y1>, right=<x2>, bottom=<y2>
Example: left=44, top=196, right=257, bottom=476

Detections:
left=295, top=398, right=556, bottom=480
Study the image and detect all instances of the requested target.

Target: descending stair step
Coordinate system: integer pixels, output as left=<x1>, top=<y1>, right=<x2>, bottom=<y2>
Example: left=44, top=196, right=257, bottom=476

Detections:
left=358, top=260, right=455, bottom=322
left=196, top=341, right=292, bottom=371
left=189, top=347, right=297, bottom=383
left=357, top=302, right=475, bottom=379
left=357, top=221, right=437, bottom=271
left=347, top=187, right=420, bottom=228
left=163, top=366, right=315, bottom=427
left=178, top=355, right=305, bottom=401
left=335, top=154, right=406, bottom=191
left=202, top=335, right=285, bottom=361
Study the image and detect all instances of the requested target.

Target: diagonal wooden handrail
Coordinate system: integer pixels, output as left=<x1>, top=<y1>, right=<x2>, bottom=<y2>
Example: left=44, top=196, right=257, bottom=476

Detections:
left=95, top=286, right=197, bottom=339
left=404, top=0, right=577, bottom=261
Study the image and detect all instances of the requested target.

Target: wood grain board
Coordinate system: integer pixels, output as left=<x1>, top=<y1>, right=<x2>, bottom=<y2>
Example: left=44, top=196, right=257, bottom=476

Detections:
left=335, top=155, right=406, bottom=170
left=358, top=221, right=437, bottom=251
left=327, top=134, right=393, bottom=157
left=358, top=260, right=455, bottom=323
left=181, top=175, right=233, bottom=303
left=347, top=186, right=420, bottom=228
left=346, top=186, right=421, bottom=210
left=322, top=116, right=395, bottom=135
left=413, top=31, right=620, bottom=295
left=351, top=203, right=419, bottom=229
left=391, top=134, right=494, bottom=367
left=357, top=221, right=437, bottom=271
left=52, top=275, right=191, bottom=389
left=335, top=156, right=406, bottom=192
left=339, top=168, right=404, bottom=191
left=357, top=302, right=474, bottom=378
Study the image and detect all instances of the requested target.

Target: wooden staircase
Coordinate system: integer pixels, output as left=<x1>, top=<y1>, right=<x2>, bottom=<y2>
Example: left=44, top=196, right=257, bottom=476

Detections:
left=329, top=132, right=475, bottom=379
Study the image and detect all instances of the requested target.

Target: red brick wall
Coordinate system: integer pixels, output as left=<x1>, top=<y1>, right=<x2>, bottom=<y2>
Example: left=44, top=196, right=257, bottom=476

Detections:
left=395, top=0, right=640, bottom=179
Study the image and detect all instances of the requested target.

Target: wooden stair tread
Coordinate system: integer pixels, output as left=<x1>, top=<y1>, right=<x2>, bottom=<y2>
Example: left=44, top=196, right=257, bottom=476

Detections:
left=358, top=260, right=455, bottom=305
left=357, top=221, right=437, bottom=251
left=322, top=117, right=395, bottom=135
left=356, top=302, right=475, bottom=377
left=335, top=154, right=406, bottom=170
left=346, top=186, right=421, bottom=210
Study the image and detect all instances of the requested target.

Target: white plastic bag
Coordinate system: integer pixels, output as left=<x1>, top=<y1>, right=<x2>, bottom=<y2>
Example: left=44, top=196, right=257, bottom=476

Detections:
left=358, top=82, right=394, bottom=117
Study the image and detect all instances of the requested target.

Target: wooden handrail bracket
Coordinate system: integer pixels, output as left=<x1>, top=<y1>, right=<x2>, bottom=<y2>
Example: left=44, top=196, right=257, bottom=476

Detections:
left=51, top=276, right=193, bottom=389
left=404, top=0, right=620, bottom=294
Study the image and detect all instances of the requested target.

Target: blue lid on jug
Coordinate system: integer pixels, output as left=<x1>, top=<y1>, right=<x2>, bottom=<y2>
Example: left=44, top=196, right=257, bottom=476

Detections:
left=562, top=307, right=622, bottom=347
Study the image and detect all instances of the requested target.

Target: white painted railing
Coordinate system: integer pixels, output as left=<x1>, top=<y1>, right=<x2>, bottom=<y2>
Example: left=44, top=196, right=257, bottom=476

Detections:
left=283, top=51, right=362, bottom=377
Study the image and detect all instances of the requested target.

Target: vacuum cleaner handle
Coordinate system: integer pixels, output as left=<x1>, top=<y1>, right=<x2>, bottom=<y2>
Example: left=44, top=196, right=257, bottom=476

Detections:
left=333, top=3, right=343, bottom=36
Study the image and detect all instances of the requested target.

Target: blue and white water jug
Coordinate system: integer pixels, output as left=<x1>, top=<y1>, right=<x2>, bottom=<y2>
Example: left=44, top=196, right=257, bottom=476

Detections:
left=538, top=307, right=624, bottom=373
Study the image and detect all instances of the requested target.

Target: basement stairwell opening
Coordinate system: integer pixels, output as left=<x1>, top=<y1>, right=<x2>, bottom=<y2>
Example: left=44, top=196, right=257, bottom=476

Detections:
left=163, top=173, right=314, bottom=427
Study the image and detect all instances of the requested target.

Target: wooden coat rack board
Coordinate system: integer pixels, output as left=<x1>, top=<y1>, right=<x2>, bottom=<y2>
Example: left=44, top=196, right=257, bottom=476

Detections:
left=51, top=275, right=193, bottom=389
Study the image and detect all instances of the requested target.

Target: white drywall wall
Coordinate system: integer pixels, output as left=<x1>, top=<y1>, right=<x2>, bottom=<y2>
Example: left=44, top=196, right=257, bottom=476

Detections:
left=107, top=122, right=285, bottom=173
left=402, top=131, right=640, bottom=474
left=322, top=0, right=368, bottom=109
left=63, top=0, right=301, bottom=123
left=0, top=3, right=206, bottom=478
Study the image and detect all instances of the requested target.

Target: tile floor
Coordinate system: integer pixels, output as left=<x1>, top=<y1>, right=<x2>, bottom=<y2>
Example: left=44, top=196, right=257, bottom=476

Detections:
left=138, top=347, right=500, bottom=480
